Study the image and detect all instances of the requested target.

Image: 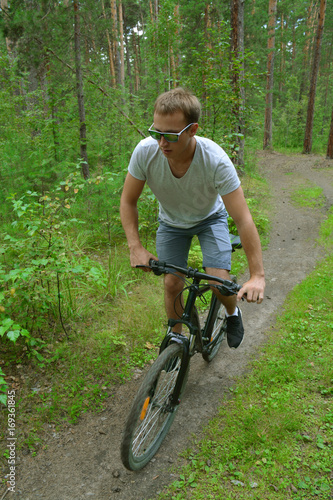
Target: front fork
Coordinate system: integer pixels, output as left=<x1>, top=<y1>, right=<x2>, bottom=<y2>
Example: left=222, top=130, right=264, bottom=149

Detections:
left=159, top=282, right=201, bottom=408
left=159, top=323, right=192, bottom=408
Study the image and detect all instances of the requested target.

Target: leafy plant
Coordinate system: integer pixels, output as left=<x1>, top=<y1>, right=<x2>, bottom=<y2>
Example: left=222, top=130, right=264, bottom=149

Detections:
left=0, top=366, right=8, bottom=405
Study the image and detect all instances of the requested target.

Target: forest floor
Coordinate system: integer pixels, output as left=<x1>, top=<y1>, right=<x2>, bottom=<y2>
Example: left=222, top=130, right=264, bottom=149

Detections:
left=4, top=151, right=333, bottom=500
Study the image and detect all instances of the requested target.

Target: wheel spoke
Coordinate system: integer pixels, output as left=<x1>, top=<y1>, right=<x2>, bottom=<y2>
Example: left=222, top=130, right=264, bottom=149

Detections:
left=121, top=344, right=186, bottom=470
left=132, top=359, right=181, bottom=457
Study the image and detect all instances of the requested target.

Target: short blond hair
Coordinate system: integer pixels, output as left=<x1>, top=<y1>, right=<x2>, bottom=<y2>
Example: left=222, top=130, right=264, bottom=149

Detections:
left=154, top=88, right=201, bottom=123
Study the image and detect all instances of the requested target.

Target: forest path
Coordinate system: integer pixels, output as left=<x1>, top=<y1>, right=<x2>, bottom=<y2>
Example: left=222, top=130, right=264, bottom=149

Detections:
left=9, top=151, right=333, bottom=500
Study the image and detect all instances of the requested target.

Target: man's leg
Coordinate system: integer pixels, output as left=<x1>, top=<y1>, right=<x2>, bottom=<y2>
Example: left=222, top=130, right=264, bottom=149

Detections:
left=156, top=222, right=193, bottom=334
left=205, top=267, right=237, bottom=315
left=205, top=267, right=244, bottom=348
left=164, top=273, right=185, bottom=334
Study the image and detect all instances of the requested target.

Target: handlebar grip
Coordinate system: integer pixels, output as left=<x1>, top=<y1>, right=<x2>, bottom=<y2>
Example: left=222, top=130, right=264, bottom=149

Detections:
left=148, top=259, right=165, bottom=276
left=216, top=281, right=242, bottom=296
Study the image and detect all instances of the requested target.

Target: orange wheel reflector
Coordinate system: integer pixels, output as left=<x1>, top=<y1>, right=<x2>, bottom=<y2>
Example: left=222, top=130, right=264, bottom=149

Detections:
left=140, top=397, right=150, bottom=421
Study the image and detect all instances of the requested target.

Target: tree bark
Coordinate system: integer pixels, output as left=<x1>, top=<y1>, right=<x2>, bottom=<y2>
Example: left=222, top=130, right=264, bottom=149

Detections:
left=303, top=0, right=327, bottom=154
left=298, top=1, right=318, bottom=106
left=110, top=0, right=120, bottom=84
left=1, top=0, right=12, bottom=56
left=326, top=107, right=333, bottom=159
left=263, top=0, right=277, bottom=150
left=102, top=0, right=116, bottom=87
left=132, top=32, right=140, bottom=92
left=230, top=0, right=245, bottom=168
left=119, top=0, right=125, bottom=88
left=74, top=0, right=89, bottom=179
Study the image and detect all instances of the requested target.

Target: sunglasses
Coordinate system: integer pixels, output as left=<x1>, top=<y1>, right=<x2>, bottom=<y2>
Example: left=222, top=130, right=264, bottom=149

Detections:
left=148, top=123, right=195, bottom=143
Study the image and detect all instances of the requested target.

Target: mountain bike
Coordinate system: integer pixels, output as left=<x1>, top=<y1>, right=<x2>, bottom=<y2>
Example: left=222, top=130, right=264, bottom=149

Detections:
left=121, top=237, right=242, bottom=471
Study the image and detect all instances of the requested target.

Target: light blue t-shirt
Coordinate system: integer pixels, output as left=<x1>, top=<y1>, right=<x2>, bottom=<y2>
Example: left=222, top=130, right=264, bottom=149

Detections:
left=128, top=135, right=240, bottom=229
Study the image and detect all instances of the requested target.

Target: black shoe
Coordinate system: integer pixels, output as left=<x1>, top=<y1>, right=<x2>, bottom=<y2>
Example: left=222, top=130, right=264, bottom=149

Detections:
left=226, top=307, right=244, bottom=349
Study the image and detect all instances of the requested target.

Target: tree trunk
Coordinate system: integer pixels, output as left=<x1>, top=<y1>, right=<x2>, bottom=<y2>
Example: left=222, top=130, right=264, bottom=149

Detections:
left=326, top=107, right=333, bottom=159
left=320, top=42, right=332, bottom=135
left=278, top=13, right=285, bottom=96
left=132, top=32, right=140, bottom=92
left=110, top=0, right=120, bottom=85
left=298, top=1, right=318, bottom=106
left=101, top=0, right=116, bottom=87
left=303, top=0, right=327, bottom=154
left=230, top=0, right=245, bottom=168
left=119, top=0, right=125, bottom=88
left=74, top=0, right=89, bottom=179
left=125, top=34, right=133, bottom=95
left=263, top=0, right=277, bottom=150
left=0, top=0, right=12, bottom=56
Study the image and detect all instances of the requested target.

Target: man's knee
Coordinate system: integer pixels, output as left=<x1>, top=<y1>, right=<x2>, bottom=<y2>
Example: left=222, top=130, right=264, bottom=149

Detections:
left=164, top=274, right=183, bottom=295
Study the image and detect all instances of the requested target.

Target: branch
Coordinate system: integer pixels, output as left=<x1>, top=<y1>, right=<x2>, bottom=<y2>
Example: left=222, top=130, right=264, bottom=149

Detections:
left=35, top=40, right=146, bottom=138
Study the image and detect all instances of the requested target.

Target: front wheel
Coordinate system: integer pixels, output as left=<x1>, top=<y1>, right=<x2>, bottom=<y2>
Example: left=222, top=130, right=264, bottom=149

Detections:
left=121, top=343, right=187, bottom=471
left=202, top=295, right=226, bottom=363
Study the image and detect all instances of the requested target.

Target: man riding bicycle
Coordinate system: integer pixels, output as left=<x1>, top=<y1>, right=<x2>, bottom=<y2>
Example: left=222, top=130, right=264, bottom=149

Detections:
left=120, top=88, right=265, bottom=349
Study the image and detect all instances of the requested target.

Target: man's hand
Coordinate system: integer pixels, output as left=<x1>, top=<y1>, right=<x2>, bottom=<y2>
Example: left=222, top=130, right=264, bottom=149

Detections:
left=129, top=245, right=158, bottom=272
left=237, top=275, right=265, bottom=304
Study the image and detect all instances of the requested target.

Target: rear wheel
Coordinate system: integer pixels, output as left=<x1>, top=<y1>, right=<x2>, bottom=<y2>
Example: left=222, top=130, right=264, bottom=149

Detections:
left=202, top=295, right=226, bottom=362
left=121, top=343, right=187, bottom=471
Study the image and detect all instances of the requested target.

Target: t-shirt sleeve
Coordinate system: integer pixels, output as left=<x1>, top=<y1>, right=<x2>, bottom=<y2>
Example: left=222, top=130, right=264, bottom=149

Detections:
left=128, top=141, right=147, bottom=181
left=214, top=151, right=241, bottom=196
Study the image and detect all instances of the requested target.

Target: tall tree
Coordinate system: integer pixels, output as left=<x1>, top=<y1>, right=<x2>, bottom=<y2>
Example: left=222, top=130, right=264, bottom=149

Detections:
left=230, top=0, right=245, bottom=167
left=74, top=0, right=89, bottom=179
left=0, top=0, right=11, bottom=56
left=298, top=0, right=318, bottom=106
left=303, top=0, right=327, bottom=154
left=119, top=0, right=125, bottom=88
left=102, top=0, right=116, bottom=87
left=326, top=106, right=333, bottom=159
left=263, top=0, right=277, bottom=150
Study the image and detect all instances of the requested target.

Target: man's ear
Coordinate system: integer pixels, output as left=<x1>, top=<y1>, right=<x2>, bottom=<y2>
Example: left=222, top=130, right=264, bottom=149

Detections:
left=190, top=123, right=199, bottom=136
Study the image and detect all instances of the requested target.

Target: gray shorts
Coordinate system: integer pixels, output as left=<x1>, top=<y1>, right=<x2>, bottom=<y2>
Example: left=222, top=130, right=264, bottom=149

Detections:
left=156, top=211, right=232, bottom=270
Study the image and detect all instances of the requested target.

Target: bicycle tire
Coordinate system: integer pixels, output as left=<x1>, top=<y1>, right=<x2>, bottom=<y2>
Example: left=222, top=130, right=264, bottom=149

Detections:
left=121, top=343, right=187, bottom=471
left=202, top=294, right=226, bottom=362
left=189, top=305, right=201, bottom=353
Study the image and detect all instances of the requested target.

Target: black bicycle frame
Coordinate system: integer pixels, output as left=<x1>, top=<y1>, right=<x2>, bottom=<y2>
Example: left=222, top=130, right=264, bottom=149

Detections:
left=146, top=258, right=241, bottom=410
left=158, top=278, right=218, bottom=408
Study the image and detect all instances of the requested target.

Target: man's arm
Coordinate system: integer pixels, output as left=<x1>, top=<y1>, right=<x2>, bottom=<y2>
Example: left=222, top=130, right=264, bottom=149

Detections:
left=222, top=186, right=265, bottom=303
left=120, top=173, right=157, bottom=268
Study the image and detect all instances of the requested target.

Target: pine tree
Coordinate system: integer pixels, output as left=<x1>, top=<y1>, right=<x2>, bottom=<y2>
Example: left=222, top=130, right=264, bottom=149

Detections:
left=303, top=0, right=327, bottom=154
left=263, top=0, right=277, bottom=150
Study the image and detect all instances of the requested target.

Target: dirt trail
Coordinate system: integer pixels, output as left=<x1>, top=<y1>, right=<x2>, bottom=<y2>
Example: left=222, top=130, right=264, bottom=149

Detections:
left=6, top=152, right=333, bottom=500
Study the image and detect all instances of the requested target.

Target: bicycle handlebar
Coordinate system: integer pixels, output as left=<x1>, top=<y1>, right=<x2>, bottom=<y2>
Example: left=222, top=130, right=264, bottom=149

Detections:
left=143, top=259, right=242, bottom=296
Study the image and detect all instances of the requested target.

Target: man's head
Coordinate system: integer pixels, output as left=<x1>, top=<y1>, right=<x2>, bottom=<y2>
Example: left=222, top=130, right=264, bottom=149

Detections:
left=154, top=88, right=201, bottom=124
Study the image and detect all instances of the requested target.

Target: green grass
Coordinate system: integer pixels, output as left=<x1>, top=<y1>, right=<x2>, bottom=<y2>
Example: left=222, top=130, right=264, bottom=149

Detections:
left=154, top=248, right=333, bottom=499
left=290, top=181, right=326, bottom=209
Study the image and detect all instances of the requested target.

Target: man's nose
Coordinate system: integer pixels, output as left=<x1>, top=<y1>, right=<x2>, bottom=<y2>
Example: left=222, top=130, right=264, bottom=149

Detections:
left=160, top=135, right=168, bottom=147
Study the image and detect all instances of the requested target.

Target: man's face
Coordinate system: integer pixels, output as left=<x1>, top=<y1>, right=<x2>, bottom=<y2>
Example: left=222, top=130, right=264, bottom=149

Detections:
left=152, top=111, right=197, bottom=160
